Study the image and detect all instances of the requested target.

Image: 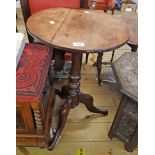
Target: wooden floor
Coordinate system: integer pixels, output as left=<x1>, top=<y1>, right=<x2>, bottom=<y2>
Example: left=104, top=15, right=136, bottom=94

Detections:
left=16, top=7, right=138, bottom=155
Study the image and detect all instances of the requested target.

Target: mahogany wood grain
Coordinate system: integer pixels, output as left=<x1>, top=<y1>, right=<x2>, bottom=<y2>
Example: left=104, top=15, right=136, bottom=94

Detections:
left=96, top=14, right=138, bottom=85
left=27, top=8, right=70, bottom=44
left=119, top=14, right=138, bottom=46
left=27, top=8, right=129, bottom=53
left=20, top=0, right=89, bottom=72
left=20, top=0, right=89, bottom=43
left=48, top=53, right=108, bottom=150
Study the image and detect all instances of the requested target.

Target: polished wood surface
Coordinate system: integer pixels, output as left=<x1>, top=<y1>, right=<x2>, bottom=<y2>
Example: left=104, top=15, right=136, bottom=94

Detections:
left=27, top=8, right=129, bottom=52
left=20, top=0, right=89, bottom=43
left=119, top=14, right=138, bottom=46
left=26, top=8, right=70, bottom=44
left=96, top=14, right=138, bottom=85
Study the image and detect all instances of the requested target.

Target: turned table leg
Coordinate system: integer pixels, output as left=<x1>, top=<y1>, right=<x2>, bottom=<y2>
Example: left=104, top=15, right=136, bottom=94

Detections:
left=96, top=52, right=103, bottom=85
left=110, top=50, right=115, bottom=62
left=85, top=53, right=89, bottom=64
left=48, top=52, right=108, bottom=150
left=48, top=53, right=81, bottom=150
left=127, top=43, right=138, bottom=52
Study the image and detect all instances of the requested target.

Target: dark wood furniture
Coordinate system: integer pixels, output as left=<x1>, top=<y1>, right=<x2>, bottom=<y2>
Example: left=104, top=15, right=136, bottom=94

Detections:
left=96, top=13, right=138, bottom=85
left=121, top=14, right=138, bottom=52
left=108, top=52, right=138, bottom=152
left=16, top=43, right=56, bottom=148
left=20, top=0, right=88, bottom=43
left=20, top=0, right=89, bottom=72
left=26, top=8, right=129, bottom=150
left=85, top=0, right=115, bottom=64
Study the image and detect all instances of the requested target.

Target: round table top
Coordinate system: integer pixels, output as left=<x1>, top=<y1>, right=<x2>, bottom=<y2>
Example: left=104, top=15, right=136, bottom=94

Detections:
left=119, top=14, right=138, bottom=46
left=27, top=8, right=129, bottom=53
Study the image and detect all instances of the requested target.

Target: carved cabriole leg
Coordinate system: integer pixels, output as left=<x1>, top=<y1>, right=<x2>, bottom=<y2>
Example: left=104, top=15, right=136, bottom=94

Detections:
left=48, top=99, right=71, bottom=150
left=48, top=53, right=108, bottom=150
left=48, top=53, right=82, bottom=150
left=96, top=52, right=103, bottom=85
left=79, top=92, right=108, bottom=115
left=33, top=108, right=44, bottom=134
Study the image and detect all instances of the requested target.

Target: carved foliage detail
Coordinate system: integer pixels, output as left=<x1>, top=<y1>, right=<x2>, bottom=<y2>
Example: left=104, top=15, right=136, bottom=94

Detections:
left=116, top=114, right=137, bottom=141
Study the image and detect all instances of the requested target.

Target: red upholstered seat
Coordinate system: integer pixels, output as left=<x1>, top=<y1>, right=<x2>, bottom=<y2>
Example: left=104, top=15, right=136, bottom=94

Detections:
left=89, top=0, right=115, bottom=10
left=16, top=43, right=52, bottom=103
left=29, top=0, right=81, bottom=14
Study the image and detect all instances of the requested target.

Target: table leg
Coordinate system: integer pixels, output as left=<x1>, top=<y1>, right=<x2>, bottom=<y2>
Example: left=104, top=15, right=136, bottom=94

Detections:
left=48, top=52, right=108, bottom=150
left=48, top=53, right=81, bottom=150
left=79, top=92, right=108, bottom=115
left=131, top=45, right=138, bottom=52
left=48, top=99, right=71, bottom=150
left=96, top=52, right=103, bottom=85
left=127, top=43, right=138, bottom=52
left=111, top=7, right=115, bottom=15
left=85, top=53, right=89, bottom=64
left=110, top=50, right=115, bottom=62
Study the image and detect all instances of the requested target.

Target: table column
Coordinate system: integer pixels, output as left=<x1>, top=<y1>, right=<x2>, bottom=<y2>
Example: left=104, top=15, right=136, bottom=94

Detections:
left=48, top=52, right=108, bottom=150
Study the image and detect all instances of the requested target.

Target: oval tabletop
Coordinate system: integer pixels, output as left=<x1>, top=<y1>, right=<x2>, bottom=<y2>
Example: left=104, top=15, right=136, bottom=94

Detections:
left=27, top=8, right=129, bottom=53
left=119, top=14, right=138, bottom=46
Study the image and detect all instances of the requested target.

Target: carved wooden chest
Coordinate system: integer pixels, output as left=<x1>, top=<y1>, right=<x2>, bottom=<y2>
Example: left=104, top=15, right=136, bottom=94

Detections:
left=16, top=43, right=56, bottom=148
left=109, top=52, right=138, bottom=152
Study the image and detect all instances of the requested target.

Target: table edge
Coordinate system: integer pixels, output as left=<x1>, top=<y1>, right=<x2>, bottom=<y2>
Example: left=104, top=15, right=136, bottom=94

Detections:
left=27, top=28, right=129, bottom=53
